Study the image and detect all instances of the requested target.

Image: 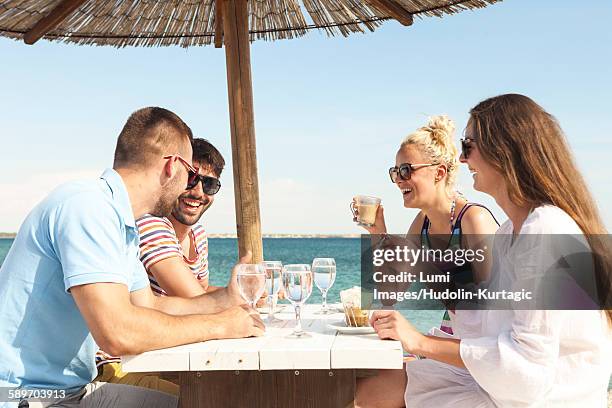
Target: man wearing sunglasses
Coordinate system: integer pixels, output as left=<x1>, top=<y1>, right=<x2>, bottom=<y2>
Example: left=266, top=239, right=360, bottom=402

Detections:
left=0, top=108, right=263, bottom=408
left=94, top=138, right=227, bottom=390
left=139, top=138, right=224, bottom=297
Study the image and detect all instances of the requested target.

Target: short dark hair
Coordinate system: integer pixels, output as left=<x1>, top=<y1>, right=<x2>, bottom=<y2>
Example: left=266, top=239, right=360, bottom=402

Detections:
left=192, top=138, right=225, bottom=177
left=113, top=107, right=193, bottom=169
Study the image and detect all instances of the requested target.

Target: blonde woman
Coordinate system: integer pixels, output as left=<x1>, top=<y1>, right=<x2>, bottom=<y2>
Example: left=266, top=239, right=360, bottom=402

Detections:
left=354, top=115, right=499, bottom=407
left=367, top=95, right=611, bottom=407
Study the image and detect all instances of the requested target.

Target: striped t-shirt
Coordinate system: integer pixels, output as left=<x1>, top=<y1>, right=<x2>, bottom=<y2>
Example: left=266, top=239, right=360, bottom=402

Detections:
left=95, top=215, right=209, bottom=368
left=137, top=214, right=209, bottom=296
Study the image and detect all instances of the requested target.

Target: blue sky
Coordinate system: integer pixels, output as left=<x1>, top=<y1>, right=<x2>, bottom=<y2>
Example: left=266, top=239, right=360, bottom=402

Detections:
left=1, top=0, right=611, bottom=234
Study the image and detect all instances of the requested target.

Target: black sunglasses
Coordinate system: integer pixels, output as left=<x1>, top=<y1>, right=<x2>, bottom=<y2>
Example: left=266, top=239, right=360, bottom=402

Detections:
left=187, top=171, right=221, bottom=195
left=460, top=138, right=474, bottom=159
left=388, top=163, right=437, bottom=183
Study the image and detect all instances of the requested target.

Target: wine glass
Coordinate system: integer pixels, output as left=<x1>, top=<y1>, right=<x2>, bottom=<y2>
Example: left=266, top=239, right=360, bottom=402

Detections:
left=312, top=258, right=336, bottom=314
left=263, top=260, right=283, bottom=322
left=236, top=263, right=266, bottom=308
left=282, top=264, right=313, bottom=338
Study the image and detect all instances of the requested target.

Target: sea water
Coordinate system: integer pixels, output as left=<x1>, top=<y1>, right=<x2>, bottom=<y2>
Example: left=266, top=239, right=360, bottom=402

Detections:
left=202, top=237, right=454, bottom=332
left=1, top=237, right=611, bottom=390
left=0, top=237, right=442, bottom=332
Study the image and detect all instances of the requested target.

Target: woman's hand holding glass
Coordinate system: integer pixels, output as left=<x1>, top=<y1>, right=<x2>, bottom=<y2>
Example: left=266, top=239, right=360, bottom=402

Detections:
left=351, top=198, right=388, bottom=234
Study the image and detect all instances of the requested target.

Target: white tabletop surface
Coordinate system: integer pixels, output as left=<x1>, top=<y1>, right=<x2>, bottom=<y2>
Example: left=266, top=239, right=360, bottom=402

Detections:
left=122, top=304, right=403, bottom=372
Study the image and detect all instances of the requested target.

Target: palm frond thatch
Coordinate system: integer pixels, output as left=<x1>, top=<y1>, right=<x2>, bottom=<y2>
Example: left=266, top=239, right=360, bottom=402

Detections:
left=0, top=0, right=501, bottom=47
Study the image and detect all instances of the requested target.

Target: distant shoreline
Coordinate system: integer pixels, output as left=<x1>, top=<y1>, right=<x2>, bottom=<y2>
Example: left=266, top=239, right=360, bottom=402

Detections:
left=0, top=233, right=360, bottom=239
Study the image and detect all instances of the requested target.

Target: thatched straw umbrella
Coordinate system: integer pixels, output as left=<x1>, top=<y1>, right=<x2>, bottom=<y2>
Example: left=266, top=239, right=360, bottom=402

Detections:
left=0, top=0, right=500, bottom=262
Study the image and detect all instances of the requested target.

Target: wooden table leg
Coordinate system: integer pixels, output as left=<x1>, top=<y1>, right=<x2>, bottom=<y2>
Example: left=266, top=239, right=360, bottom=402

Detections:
left=179, top=369, right=355, bottom=407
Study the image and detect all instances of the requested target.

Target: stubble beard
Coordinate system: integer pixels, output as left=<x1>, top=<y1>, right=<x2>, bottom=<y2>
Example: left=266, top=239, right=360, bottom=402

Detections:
left=171, top=197, right=212, bottom=226
left=151, top=176, right=183, bottom=218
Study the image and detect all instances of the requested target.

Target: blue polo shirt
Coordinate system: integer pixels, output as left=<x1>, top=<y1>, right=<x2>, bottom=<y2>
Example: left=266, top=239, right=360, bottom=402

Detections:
left=0, top=169, right=149, bottom=395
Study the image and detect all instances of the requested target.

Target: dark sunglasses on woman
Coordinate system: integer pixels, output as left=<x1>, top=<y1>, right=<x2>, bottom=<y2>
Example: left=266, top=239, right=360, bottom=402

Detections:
left=460, top=138, right=474, bottom=159
left=388, top=163, right=437, bottom=183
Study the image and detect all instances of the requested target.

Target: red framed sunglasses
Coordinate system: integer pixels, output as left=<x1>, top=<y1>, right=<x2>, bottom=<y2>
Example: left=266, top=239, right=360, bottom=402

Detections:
left=163, top=155, right=198, bottom=190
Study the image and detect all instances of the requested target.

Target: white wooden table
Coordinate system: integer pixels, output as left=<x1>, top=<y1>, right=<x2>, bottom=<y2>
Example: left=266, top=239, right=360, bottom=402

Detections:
left=122, top=304, right=403, bottom=407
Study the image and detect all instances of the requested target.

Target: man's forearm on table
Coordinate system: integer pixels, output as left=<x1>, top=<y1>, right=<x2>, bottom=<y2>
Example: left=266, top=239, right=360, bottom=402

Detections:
left=153, top=287, right=234, bottom=315
left=109, top=306, right=223, bottom=355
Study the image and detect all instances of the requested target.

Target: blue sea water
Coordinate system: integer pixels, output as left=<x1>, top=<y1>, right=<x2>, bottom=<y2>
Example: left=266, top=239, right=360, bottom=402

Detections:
left=206, top=237, right=443, bottom=332
left=1, top=237, right=610, bottom=390
left=0, top=237, right=442, bottom=331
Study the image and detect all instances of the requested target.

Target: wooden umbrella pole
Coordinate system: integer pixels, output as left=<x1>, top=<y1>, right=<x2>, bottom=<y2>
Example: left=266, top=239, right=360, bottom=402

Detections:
left=221, top=0, right=264, bottom=263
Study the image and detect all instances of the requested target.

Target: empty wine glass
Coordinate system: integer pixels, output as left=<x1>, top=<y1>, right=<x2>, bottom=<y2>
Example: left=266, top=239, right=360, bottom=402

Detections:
left=236, top=263, right=266, bottom=308
left=263, top=260, right=283, bottom=322
left=312, top=258, right=336, bottom=314
left=282, top=264, right=313, bottom=338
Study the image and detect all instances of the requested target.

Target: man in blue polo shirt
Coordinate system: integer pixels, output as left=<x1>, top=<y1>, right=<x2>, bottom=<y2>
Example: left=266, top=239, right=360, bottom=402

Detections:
left=0, top=107, right=264, bottom=408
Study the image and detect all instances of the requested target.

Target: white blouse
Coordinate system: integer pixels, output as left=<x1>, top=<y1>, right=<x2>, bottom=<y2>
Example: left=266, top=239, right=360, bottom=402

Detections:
left=459, top=205, right=611, bottom=407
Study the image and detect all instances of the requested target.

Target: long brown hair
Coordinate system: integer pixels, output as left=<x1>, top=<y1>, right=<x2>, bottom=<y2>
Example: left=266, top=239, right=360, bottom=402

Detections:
left=469, top=93, right=611, bottom=322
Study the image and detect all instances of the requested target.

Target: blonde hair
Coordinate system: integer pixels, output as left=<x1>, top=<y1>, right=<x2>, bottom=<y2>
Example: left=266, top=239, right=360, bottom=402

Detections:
left=400, top=115, right=459, bottom=194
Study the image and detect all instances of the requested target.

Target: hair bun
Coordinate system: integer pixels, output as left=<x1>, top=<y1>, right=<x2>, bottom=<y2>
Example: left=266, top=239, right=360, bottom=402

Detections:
left=426, top=115, right=455, bottom=145
left=400, top=114, right=459, bottom=194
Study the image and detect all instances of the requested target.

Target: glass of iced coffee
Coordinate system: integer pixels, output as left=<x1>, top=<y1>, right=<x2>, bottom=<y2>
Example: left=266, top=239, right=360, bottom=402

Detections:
left=351, top=195, right=381, bottom=227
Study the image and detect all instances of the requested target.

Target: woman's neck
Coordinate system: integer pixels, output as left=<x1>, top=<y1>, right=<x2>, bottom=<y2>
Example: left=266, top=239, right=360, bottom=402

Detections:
left=421, top=192, right=458, bottom=233
left=494, top=189, right=533, bottom=235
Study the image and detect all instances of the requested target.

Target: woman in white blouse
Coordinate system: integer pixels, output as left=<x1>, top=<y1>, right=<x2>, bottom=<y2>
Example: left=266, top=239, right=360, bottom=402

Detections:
left=366, top=94, right=611, bottom=407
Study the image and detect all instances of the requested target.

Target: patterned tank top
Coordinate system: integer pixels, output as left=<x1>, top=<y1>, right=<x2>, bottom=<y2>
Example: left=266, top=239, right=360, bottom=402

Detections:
left=420, top=202, right=499, bottom=335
